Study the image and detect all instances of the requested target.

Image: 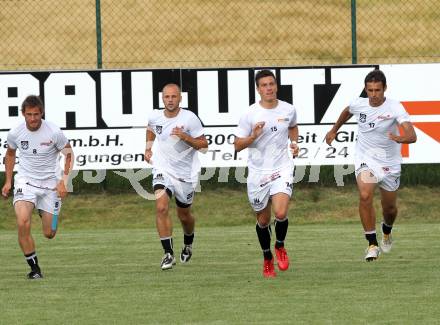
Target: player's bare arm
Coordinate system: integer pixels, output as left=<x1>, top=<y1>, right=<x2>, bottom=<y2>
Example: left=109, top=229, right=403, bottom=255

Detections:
left=288, top=125, right=299, bottom=157
left=57, top=143, right=74, bottom=199
left=145, top=128, right=156, bottom=163
left=388, top=121, right=417, bottom=144
left=234, top=121, right=265, bottom=152
left=1, top=147, right=16, bottom=198
left=325, top=106, right=353, bottom=145
left=170, top=126, right=208, bottom=152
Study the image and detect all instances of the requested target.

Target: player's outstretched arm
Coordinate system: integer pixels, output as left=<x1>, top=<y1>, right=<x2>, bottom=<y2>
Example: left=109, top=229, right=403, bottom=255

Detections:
left=234, top=121, right=265, bottom=152
left=388, top=121, right=417, bottom=144
left=325, top=107, right=353, bottom=145
left=57, top=143, right=74, bottom=199
left=1, top=148, right=16, bottom=198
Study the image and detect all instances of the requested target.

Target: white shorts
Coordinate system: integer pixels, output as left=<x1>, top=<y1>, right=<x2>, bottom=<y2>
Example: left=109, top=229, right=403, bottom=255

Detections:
left=152, top=169, right=197, bottom=207
left=13, top=176, right=61, bottom=215
left=247, top=166, right=294, bottom=212
left=355, top=161, right=401, bottom=192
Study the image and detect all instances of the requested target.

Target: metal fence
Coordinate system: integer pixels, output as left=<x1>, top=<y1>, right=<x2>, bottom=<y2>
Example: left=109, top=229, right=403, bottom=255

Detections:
left=1, top=0, right=439, bottom=70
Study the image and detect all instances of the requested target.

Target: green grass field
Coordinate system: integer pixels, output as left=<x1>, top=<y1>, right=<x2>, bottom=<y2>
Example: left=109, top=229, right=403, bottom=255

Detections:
left=1, top=186, right=440, bottom=324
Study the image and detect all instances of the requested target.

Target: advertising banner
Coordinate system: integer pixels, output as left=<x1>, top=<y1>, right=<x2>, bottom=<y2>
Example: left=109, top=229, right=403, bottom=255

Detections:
left=1, top=64, right=439, bottom=171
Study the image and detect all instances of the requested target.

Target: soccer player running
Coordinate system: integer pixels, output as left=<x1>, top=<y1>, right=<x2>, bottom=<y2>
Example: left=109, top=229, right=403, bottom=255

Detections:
left=234, top=70, right=299, bottom=278
left=145, top=83, right=208, bottom=270
left=1, top=95, right=74, bottom=279
left=325, top=69, right=417, bottom=261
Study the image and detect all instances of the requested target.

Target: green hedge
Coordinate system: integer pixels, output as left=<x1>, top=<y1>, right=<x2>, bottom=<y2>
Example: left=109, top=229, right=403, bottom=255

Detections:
left=1, top=164, right=439, bottom=194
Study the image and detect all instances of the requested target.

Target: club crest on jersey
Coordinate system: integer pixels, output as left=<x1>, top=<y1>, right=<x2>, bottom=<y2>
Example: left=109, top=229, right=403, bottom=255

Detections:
left=359, top=113, right=367, bottom=123
left=20, top=141, right=29, bottom=150
left=156, top=126, right=163, bottom=134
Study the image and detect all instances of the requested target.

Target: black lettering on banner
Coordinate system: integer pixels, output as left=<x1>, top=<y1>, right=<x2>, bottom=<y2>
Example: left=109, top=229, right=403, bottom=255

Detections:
left=218, top=70, right=228, bottom=113
left=298, top=148, right=308, bottom=158
left=204, top=133, right=236, bottom=146
left=181, top=69, right=198, bottom=116
left=326, top=147, right=349, bottom=158
left=326, top=147, right=336, bottom=158
left=314, top=70, right=341, bottom=124
left=205, top=134, right=212, bottom=145
left=214, top=134, right=225, bottom=145
left=339, top=147, right=349, bottom=158
left=152, top=70, right=181, bottom=111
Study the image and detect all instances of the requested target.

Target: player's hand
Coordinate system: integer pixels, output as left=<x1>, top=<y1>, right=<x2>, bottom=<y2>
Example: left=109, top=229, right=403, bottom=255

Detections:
left=56, top=181, right=68, bottom=199
left=325, top=130, right=337, bottom=145
left=290, top=141, right=299, bottom=157
left=251, top=122, right=265, bottom=140
left=171, top=126, right=187, bottom=141
left=1, top=183, right=11, bottom=199
left=145, top=149, right=153, bottom=163
left=388, top=132, right=402, bottom=143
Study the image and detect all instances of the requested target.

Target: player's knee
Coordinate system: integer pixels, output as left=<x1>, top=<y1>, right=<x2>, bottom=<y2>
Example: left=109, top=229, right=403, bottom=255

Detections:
left=383, top=205, right=397, bottom=218
left=17, top=218, right=31, bottom=229
left=178, top=211, right=193, bottom=223
left=359, top=191, right=373, bottom=204
left=274, top=210, right=288, bottom=220
left=156, top=204, right=169, bottom=217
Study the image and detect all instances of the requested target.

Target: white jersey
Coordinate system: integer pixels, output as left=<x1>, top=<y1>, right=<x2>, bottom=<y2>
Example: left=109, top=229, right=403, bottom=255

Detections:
left=235, top=100, right=297, bottom=172
left=148, top=108, right=205, bottom=183
left=7, top=120, right=69, bottom=180
left=349, top=97, right=411, bottom=167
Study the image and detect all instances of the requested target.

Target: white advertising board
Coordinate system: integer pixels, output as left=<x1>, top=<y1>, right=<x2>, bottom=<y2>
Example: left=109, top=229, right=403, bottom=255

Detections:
left=1, top=64, right=439, bottom=171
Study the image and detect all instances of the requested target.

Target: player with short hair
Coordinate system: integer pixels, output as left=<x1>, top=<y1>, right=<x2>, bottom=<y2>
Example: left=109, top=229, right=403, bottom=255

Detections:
left=325, top=69, right=417, bottom=261
left=145, top=83, right=208, bottom=270
left=1, top=95, right=74, bottom=279
left=234, top=70, right=299, bottom=278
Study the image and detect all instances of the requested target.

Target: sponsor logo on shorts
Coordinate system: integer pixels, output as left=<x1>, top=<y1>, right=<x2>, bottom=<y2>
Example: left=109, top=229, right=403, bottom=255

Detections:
left=286, top=182, right=293, bottom=189
left=356, top=162, right=368, bottom=173
left=20, top=141, right=29, bottom=150
left=359, top=113, right=367, bottom=123
left=154, top=173, right=164, bottom=181
left=252, top=197, right=264, bottom=209
left=156, top=125, right=163, bottom=134
left=55, top=202, right=60, bottom=208
left=186, top=192, right=194, bottom=200
left=15, top=188, right=23, bottom=196
left=260, top=172, right=281, bottom=187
